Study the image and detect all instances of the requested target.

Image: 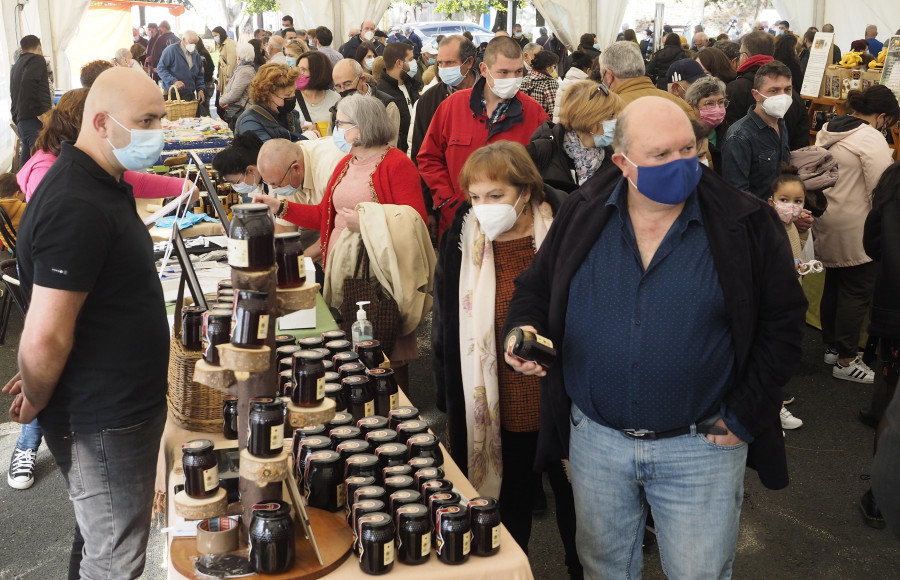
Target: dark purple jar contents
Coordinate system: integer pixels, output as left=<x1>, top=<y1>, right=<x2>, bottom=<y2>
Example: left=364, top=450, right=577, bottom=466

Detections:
left=396, top=420, right=429, bottom=445
left=355, top=339, right=385, bottom=369
left=295, top=435, right=331, bottom=484
left=436, top=505, right=471, bottom=564
left=181, top=306, right=205, bottom=351
left=248, top=398, right=284, bottom=457
left=346, top=376, right=375, bottom=423
left=274, top=231, right=306, bottom=288
left=291, top=349, right=325, bottom=407
left=222, top=396, right=238, bottom=440
left=396, top=503, right=431, bottom=565
left=366, top=368, right=398, bottom=416
left=181, top=439, right=218, bottom=499
left=344, top=453, right=381, bottom=481
left=249, top=499, right=294, bottom=573
left=232, top=290, right=269, bottom=349
left=304, top=450, right=344, bottom=512
left=229, top=203, right=275, bottom=271
left=467, top=496, right=501, bottom=556
left=406, top=433, right=444, bottom=468
left=357, top=511, right=395, bottom=574
left=201, top=309, right=230, bottom=364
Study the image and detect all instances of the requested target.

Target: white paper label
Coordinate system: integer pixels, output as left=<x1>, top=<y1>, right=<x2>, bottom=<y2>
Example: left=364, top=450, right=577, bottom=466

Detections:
left=270, top=423, right=284, bottom=451
left=336, top=483, right=345, bottom=508
left=203, top=466, right=219, bottom=492
left=227, top=238, right=249, bottom=267
left=491, top=525, right=500, bottom=548
left=257, top=315, right=269, bottom=340
left=389, top=393, right=399, bottom=411
left=463, top=530, right=471, bottom=555
left=384, top=539, right=394, bottom=565
left=421, top=532, right=431, bottom=557
left=364, top=400, right=374, bottom=418
left=317, top=376, right=325, bottom=399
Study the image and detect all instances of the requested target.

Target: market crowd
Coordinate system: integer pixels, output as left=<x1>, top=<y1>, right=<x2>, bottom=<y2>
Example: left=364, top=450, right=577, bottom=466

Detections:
left=5, top=11, right=900, bottom=580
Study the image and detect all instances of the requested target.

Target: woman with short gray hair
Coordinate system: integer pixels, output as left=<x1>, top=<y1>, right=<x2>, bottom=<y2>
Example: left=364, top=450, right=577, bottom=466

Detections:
left=335, top=92, right=394, bottom=148
left=684, top=75, right=729, bottom=172
left=113, top=47, right=142, bottom=71
left=217, top=43, right=258, bottom=119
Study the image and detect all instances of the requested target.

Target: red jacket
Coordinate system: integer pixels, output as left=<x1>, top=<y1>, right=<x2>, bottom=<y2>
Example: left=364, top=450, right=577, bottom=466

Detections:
left=416, top=78, right=549, bottom=236
left=283, top=147, right=426, bottom=265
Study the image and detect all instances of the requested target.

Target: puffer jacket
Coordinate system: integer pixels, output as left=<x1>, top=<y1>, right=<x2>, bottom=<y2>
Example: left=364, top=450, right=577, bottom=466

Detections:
left=813, top=115, right=894, bottom=267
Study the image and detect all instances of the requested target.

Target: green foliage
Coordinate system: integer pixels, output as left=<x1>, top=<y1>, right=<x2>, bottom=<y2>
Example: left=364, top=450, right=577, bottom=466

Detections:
left=432, top=0, right=525, bottom=18
left=245, top=0, right=278, bottom=14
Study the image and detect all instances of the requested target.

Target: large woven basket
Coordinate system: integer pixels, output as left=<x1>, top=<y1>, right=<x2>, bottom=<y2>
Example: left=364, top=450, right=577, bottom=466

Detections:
left=165, top=85, right=199, bottom=121
left=167, top=335, right=225, bottom=432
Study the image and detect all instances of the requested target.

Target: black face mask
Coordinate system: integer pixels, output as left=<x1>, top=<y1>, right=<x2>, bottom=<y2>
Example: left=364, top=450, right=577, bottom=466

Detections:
left=277, top=96, right=296, bottom=115
left=339, top=89, right=358, bottom=99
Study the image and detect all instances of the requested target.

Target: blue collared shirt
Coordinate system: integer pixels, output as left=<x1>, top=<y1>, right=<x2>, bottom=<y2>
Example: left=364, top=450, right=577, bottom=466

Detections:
left=721, top=107, right=791, bottom=200
left=563, top=180, right=749, bottom=439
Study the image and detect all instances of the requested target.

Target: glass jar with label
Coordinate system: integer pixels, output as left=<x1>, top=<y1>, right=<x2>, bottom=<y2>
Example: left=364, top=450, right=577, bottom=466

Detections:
left=468, top=497, right=501, bottom=556
left=428, top=491, right=461, bottom=529
left=374, top=443, right=406, bottom=473
left=249, top=499, right=294, bottom=573
left=367, top=368, right=399, bottom=417
left=406, top=433, right=444, bottom=468
left=357, top=511, right=395, bottom=574
left=436, top=505, right=471, bottom=564
left=228, top=203, right=275, bottom=271
left=222, top=396, right=238, bottom=440
left=351, top=500, right=386, bottom=555
left=181, top=306, right=205, bottom=351
left=355, top=339, right=385, bottom=369
left=366, top=429, right=398, bottom=447
left=274, top=232, right=306, bottom=288
left=295, top=436, right=331, bottom=485
left=181, top=439, right=218, bottom=499
left=248, top=398, right=285, bottom=457
left=357, top=415, right=388, bottom=437
left=291, top=350, right=326, bottom=407
left=202, top=309, right=232, bottom=365
left=397, top=503, right=431, bottom=565
left=345, top=375, right=375, bottom=423
left=232, top=290, right=270, bottom=349
left=303, top=449, right=344, bottom=512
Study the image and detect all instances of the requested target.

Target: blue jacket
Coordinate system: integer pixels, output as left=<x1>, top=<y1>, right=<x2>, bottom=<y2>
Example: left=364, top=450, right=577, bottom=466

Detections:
left=157, top=42, right=204, bottom=95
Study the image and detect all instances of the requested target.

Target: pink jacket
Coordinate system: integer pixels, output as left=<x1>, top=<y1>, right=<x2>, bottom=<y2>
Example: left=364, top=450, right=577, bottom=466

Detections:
left=18, top=149, right=185, bottom=202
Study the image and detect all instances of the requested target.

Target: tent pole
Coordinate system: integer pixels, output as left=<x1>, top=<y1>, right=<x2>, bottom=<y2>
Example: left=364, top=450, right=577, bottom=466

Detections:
left=333, top=0, right=342, bottom=46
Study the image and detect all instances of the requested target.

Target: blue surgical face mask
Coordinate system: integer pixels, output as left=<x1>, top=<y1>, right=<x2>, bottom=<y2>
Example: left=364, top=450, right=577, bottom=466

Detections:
left=364, top=57, right=374, bottom=71
left=285, top=56, right=297, bottom=68
left=427, top=57, right=435, bottom=66
left=593, top=119, right=617, bottom=148
left=439, top=58, right=470, bottom=87
left=332, top=126, right=353, bottom=153
left=621, top=154, right=702, bottom=205
left=593, top=43, right=600, bottom=51
left=406, top=60, right=418, bottom=76
left=106, top=115, right=165, bottom=171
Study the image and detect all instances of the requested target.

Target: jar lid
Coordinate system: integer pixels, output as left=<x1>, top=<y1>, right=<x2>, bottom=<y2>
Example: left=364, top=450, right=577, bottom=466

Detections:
left=366, top=429, right=398, bottom=443
left=357, top=416, right=388, bottom=429
left=357, top=512, right=392, bottom=532
left=397, top=503, right=429, bottom=523
left=294, top=349, right=325, bottom=362
left=298, top=436, right=331, bottom=449
left=325, top=339, right=352, bottom=351
left=383, top=464, right=412, bottom=477
left=345, top=453, right=379, bottom=468
left=333, top=351, right=359, bottom=363
left=181, top=439, right=214, bottom=454
left=408, top=433, right=437, bottom=448
left=330, top=426, right=362, bottom=440
left=436, top=504, right=468, bottom=523
left=366, top=367, right=394, bottom=377
left=355, top=485, right=386, bottom=501
left=312, top=348, right=333, bottom=359
left=277, top=345, right=303, bottom=357
left=339, top=362, right=367, bottom=376
left=388, top=406, right=418, bottom=419
left=375, top=443, right=405, bottom=457
left=324, top=371, right=340, bottom=383
left=398, top=420, right=428, bottom=432
left=206, top=309, right=233, bottom=322
left=341, top=375, right=370, bottom=387
left=337, top=439, right=370, bottom=454
left=329, top=412, right=353, bottom=426
left=384, top=475, right=414, bottom=489
left=298, top=336, right=324, bottom=348
left=355, top=339, right=381, bottom=351
left=274, top=231, right=302, bottom=241
left=346, top=475, right=377, bottom=487
left=408, top=457, right=437, bottom=469
left=390, top=489, right=423, bottom=506
left=307, top=449, right=341, bottom=464
left=223, top=395, right=238, bottom=402
left=275, top=334, right=295, bottom=345
left=232, top=202, right=270, bottom=215
left=322, top=330, right=346, bottom=341
left=237, top=289, right=268, bottom=300
left=467, top=496, right=499, bottom=512
left=298, top=423, right=326, bottom=436
left=251, top=499, right=291, bottom=518
left=324, top=383, right=342, bottom=395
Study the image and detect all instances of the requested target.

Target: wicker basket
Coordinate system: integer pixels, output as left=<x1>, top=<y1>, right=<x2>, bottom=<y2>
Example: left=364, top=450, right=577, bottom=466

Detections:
left=167, top=335, right=226, bottom=432
left=165, top=85, right=199, bottom=121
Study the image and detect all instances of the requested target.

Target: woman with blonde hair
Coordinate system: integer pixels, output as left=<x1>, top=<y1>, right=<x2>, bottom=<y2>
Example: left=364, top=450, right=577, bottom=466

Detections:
left=283, top=39, right=309, bottom=68
left=234, top=62, right=305, bottom=142
left=431, top=140, right=581, bottom=576
left=528, top=79, right=625, bottom=192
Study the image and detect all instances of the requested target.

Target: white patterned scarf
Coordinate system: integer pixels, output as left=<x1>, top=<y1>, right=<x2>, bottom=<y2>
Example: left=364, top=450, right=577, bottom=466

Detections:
left=457, top=201, right=553, bottom=497
left=563, top=129, right=605, bottom=185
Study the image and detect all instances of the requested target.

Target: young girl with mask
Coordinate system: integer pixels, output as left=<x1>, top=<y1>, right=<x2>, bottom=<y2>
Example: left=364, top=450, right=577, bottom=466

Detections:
left=431, top=141, right=582, bottom=578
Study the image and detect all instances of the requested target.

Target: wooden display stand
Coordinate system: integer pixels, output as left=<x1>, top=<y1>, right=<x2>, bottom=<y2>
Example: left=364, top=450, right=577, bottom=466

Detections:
left=173, top=488, right=228, bottom=521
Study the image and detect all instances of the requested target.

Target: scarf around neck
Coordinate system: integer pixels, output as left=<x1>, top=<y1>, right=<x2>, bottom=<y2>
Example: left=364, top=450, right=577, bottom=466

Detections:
left=563, top=129, right=605, bottom=185
left=737, top=54, right=774, bottom=73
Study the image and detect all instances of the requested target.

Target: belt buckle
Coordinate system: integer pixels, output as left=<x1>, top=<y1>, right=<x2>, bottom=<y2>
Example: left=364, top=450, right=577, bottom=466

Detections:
left=622, top=429, right=655, bottom=439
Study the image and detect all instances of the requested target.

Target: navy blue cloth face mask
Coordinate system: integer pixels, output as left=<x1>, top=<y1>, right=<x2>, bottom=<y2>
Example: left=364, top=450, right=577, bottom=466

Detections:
left=621, top=154, right=702, bottom=205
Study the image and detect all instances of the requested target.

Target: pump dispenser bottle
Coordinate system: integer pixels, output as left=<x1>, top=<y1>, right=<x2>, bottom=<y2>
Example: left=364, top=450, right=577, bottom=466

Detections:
left=351, top=301, right=374, bottom=347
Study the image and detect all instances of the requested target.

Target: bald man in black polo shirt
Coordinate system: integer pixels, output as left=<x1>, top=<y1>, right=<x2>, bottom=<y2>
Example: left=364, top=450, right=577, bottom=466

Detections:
left=8, top=67, right=169, bottom=580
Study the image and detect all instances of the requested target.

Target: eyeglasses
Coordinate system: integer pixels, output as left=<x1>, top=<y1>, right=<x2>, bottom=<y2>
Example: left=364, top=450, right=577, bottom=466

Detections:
left=589, top=82, right=611, bottom=100
left=274, top=159, right=297, bottom=187
left=334, top=120, right=356, bottom=129
left=699, top=99, right=730, bottom=109
left=739, top=51, right=749, bottom=57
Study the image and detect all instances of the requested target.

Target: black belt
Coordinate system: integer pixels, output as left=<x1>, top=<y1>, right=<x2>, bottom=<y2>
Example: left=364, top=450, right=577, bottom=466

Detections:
left=621, top=424, right=727, bottom=440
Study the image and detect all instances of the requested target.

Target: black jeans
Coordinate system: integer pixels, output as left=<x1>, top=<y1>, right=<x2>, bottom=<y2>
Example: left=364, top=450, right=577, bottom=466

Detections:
left=500, top=428, right=582, bottom=577
left=820, top=262, right=879, bottom=358
left=16, top=117, right=42, bottom=167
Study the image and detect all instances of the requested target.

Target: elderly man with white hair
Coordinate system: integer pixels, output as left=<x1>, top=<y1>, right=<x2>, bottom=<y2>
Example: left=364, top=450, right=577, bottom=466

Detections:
left=156, top=29, right=205, bottom=103
left=267, top=35, right=286, bottom=63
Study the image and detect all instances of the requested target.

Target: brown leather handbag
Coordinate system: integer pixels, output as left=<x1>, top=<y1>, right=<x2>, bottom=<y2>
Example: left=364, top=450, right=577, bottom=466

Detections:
left=340, top=242, right=400, bottom=356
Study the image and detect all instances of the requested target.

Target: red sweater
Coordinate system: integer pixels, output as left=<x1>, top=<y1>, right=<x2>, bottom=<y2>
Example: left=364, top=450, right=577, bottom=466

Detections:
left=417, top=77, right=549, bottom=236
left=283, top=147, right=427, bottom=265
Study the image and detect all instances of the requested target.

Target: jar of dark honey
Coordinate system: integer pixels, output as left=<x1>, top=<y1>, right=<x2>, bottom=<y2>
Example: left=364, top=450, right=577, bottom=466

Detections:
left=435, top=505, right=471, bottom=565
left=357, top=415, right=388, bottom=437
left=396, top=420, right=429, bottom=445
left=345, top=376, right=375, bottom=423
left=274, top=232, right=306, bottom=288
left=222, top=396, right=238, bottom=440
left=229, top=203, right=275, bottom=271
left=354, top=339, right=385, bottom=369
left=343, top=453, right=381, bottom=482
left=396, top=503, right=431, bottom=565
left=232, top=290, right=269, bottom=349
left=350, top=500, right=386, bottom=554
left=249, top=500, right=294, bottom=573
left=374, top=443, right=406, bottom=473
left=324, top=383, right=346, bottom=411
left=248, top=398, right=284, bottom=457
left=428, top=491, right=461, bottom=530
left=201, top=309, right=231, bottom=364
left=291, top=349, right=325, bottom=407
left=467, top=497, right=501, bottom=556
left=389, top=489, right=423, bottom=520
left=181, top=439, right=218, bottom=499
left=329, top=426, right=362, bottom=451
left=366, top=368, right=398, bottom=416
left=406, top=433, right=444, bottom=468
left=357, top=511, right=395, bottom=574
left=181, top=306, right=205, bottom=351
left=388, top=406, right=419, bottom=430
left=303, top=449, right=344, bottom=512
left=295, top=436, right=331, bottom=485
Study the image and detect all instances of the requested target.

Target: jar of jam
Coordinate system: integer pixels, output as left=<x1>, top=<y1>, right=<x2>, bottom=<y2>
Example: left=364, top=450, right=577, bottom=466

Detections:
left=201, top=309, right=231, bottom=364
left=232, top=290, right=270, bottom=349
left=322, top=330, right=346, bottom=342
left=248, top=398, right=285, bottom=457
left=421, top=478, right=454, bottom=506
left=274, top=232, right=306, bottom=288
left=468, top=497, right=501, bottom=556
left=367, top=368, right=399, bottom=416
left=324, top=370, right=340, bottom=384
left=383, top=474, right=415, bottom=495
left=396, top=420, right=429, bottom=445
left=505, top=327, right=556, bottom=370
left=357, top=512, right=395, bottom=574
left=222, top=397, right=238, bottom=440
left=329, top=426, right=362, bottom=450
left=339, top=362, right=367, bottom=380
left=396, top=503, right=431, bottom=565
left=325, top=339, right=353, bottom=357
left=277, top=344, right=302, bottom=360
left=181, top=439, right=218, bottom=499
left=428, top=491, right=461, bottom=530
left=278, top=370, right=293, bottom=393
left=181, top=306, right=205, bottom=351
left=344, top=453, right=380, bottom=481
left=388, top=406, right=419, bottom=430
left=324, top=383, right=346, bottom=411
left=229, top=203, right=275, bottom=271
left=336, top=439, right=371, bottom=461
left=345, top=376, right=375, bottom=423
left=406, top=433, right=444, bottom=468
left=415, top=470, right=447, bottom=497
left=295, top=436, right=331, bottom=484
left=366, top=429, right=398, bottom=447
left=333, top=351, right=360, bottom=368
left=351, top=500, right=386, bottom=554
left=345, top=476, right=377, bottom=514
left=353, top=485, right=388, bottom=509
left=389, top=489, right=423, bottom=520
left=355, top=339, right=385, bottom=369
left=435, top=505, right=471, bottom=564
left=303, top=450, right=344, bottom=512
left=249, top=500, right=294, bottom=573
left=407, top=457, right=438, bottom=472
left=298, top=336, right=324, bottom=350
left=374, top=443, right=406, bottom=473
left=291, top=350, right=325, bottom=408
left=357, top=416, right=388, bottom=437
left=327, top=411, right=354, bottom=430
left=382, top=464, right=413, bottom=481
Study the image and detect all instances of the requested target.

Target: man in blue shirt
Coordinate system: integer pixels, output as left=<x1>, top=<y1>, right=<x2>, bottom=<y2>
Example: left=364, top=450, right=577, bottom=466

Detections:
left=865, top=25, right=883, bottom=57
left=721, top=60, right=793, bottom=199
left=504, top=96, right=807, bottom=578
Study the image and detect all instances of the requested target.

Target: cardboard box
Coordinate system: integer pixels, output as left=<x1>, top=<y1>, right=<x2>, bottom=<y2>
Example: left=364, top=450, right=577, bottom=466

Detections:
left=860, top=69, right=883, bottom=91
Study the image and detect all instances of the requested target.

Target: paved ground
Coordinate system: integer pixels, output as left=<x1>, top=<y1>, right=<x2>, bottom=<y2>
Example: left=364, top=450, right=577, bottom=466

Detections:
left=1, top=304, right=900, bottom=579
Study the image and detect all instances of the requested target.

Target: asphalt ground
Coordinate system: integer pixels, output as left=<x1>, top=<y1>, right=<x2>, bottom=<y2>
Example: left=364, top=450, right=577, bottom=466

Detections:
left=2, top=305, right=900, bottom=579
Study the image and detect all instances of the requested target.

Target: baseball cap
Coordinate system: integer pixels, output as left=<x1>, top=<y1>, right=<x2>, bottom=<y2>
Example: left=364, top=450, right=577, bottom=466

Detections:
left=666, top=59, right=707, bottom=84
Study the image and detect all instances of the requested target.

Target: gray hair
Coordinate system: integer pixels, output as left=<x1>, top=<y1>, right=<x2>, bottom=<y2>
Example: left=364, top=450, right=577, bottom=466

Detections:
left=183, top=30, right=199, bottom=44
left=343, top=58, right=364, bottom=77
left=236, top=42, right=255, bottom=63
left=337, top=93, right=393, bottom=147
left=683, top=76, right=726, bottom=108
left=523, top=42, right=542, bottom=54
left=599, top=41, right=646, bottom=80
left=114, top=48, right=131, bottom=64
left=612, top=106, right=631, bottom=154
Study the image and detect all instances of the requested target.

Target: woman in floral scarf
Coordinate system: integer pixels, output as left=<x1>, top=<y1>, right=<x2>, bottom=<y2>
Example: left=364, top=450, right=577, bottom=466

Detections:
left=431, top=141, right=581, bottom=577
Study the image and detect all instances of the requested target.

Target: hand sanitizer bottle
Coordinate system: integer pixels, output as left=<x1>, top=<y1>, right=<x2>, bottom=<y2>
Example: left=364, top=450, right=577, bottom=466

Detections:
left=351, top=301, right=374, bottom=347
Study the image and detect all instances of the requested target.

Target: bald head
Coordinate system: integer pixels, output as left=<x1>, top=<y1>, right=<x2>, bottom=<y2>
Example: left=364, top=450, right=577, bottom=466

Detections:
left=257, top=138, right=305, bottom=188
left=495, top=30, right=509, bottom=38
left=613, top=96, right=693, bottom=156
left=333, top=58, right=366, bottom=94
left=865, top=25, right=878, bottom=39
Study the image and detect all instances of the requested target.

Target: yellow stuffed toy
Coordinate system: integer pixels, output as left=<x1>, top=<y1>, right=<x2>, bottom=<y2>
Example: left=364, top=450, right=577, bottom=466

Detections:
left=840, top=50, right=863, bottom=68
left=869, top=48, right=887, bottom=69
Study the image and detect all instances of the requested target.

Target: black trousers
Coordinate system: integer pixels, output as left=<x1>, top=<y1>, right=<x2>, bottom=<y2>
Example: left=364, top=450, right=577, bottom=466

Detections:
left=500, top=429, right=582, bottom=577
left=820, top=262, right=879, bottom=359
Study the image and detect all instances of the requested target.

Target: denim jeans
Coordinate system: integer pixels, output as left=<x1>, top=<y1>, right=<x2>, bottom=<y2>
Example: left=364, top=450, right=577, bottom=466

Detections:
left=43, top=408, right=166, bottom=580
left=16, top=117, right=43, bottom=167
left=15, top=418, right=42, bottom=451
left=569, top=403, right=747, bottom=580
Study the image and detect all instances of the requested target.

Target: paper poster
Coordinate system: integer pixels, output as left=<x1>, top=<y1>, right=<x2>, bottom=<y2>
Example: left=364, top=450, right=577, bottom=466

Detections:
left=801, top=32, right=835, bottom=98
left=879, top=36, right=900, bottom=103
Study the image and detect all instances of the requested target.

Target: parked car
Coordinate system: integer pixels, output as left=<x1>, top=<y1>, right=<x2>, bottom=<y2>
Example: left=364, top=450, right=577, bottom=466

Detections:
left=412, top=21, right=494, bottom=46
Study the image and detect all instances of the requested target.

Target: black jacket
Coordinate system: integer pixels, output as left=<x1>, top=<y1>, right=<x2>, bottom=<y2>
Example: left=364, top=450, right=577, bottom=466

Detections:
left=646, top=45, right=687, bottom=88
left=10, top=52, right=51, bottom=123
left=501, top=164, right=808, bottom=490
left=432, top=185, right=568, bottom=474
left=864, top=175, right=900, bottom=339
left=377, top=72, right=420, bottom=154
left=725, top=63, right=810, bottom=150
left=526, top=121, right=614, bottom=193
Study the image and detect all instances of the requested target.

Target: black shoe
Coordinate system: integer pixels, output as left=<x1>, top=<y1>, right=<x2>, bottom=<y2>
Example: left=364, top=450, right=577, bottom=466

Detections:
left=859, top=489, right=886, bottom=529
left=858, top=409, right=879, bottom=429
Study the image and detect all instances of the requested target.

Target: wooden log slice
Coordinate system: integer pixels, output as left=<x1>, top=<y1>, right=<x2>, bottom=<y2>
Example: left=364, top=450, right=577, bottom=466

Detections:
left=286, top=398, right=336, bottom=430
left=192, top=359, right=236, bottom=392
left=232, top=266, right=277, bottom=292
left=239, top=448, right=290, bottom=485
left=217, top=343, right=271, bottom=373
left=275, top=281, right=320, bottom=317
left=173, top=488, right=227, bottom=521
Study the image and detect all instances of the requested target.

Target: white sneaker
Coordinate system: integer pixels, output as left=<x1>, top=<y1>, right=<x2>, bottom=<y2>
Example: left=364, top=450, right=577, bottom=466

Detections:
left=780, top=407, right=803, bottom=430
left=832, top=356, right=875, bottom=384
left=7, top=448, right=36, bottom=490
left=824, top=348, right=839, bottom=365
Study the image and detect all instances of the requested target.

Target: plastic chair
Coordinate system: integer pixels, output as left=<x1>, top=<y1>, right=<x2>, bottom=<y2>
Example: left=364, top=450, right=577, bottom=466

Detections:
left=0, top=259, right=26, bottom=344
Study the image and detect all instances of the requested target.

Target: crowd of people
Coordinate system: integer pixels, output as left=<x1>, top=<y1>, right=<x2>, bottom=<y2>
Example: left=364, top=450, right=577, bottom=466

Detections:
left=4, top=11, right=900, bottom=580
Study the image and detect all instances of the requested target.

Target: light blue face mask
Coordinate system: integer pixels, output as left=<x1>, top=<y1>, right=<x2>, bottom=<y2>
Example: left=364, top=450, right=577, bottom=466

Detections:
left=406, top=60, right=418, bottom=76
left=427, top=57, right=435, bottom=66
left=285, top=56, right=297, bottom=68
left=106, top=115, right=165, bottom=171
left=593, top=119, right=617, bottom=148
left=332, top=126, right=354, bottom=154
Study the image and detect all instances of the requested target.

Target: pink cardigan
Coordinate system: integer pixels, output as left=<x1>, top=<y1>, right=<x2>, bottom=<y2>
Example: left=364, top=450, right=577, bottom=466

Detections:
left=18, top=149, right=185, bottom=202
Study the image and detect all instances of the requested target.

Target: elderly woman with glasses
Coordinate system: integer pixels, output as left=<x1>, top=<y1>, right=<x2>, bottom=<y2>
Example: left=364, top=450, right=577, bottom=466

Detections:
left=527, top=79, right=625, bottom=192
left=684, top=76, right=729, bottom=172
left=234, top=62, right=307, bottom=142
